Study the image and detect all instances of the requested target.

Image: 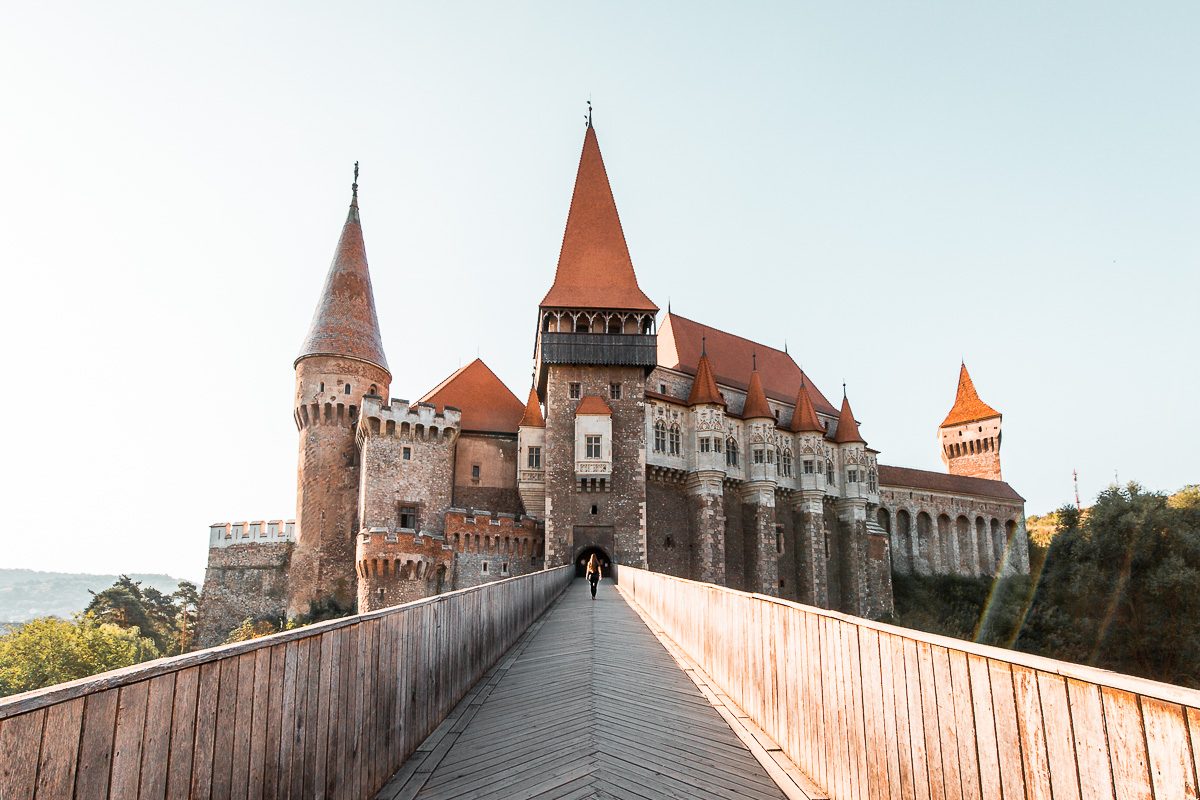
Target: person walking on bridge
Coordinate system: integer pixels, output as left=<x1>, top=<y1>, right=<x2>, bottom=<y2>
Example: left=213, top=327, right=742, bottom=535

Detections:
left=586, top=553, right=602, bottom=600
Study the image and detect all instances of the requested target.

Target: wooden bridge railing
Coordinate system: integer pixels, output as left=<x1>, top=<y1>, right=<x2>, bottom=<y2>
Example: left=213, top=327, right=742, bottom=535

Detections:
left=0, top=566, right=572, bottom=799
left=617, top=565, right=1200, bottom=800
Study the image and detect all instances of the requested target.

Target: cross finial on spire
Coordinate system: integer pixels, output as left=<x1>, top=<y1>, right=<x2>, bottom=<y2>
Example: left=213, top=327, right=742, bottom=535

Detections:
left=352, top=160, right=359, bottom=199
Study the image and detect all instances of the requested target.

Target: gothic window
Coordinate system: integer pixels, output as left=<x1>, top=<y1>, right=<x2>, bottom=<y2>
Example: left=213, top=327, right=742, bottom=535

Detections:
left=654, top=420, right=666, bottom=453
left=848, top=468, right=859, bottom=484
left=610, top=382, right=621, bottom=400
left=586, top=435, right=602, bottom=459
left=569, top=382, right=581, bottom=399
left=399, top=506, right=417, bottom=530
left=782, top=449, right=793, bottom=477
left=868, top=469, right=878, bottom=492
left=803, top=459, right=814, bottom=474
left=669, top=424, right=681, bottom=456
left=714, top=438, right=722, bottom=453
left=700, top=437, right=711, bottom=453
left=527, top=446, right=542, bottom=469
left=826, top=460, right=835, bottom=484
left=766, top=448, right=774, bottom=464
left=726, top=439, right=739, bottom=467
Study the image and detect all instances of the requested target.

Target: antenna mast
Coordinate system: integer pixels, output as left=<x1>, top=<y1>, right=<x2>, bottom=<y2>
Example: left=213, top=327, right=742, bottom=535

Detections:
left=1073, top=469, right=1082, bottom=510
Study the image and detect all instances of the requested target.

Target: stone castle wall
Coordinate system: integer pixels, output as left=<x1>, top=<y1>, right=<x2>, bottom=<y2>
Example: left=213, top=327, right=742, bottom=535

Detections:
left=453, top=434, right=523, bottom=515
left=196, top=541, right=292, bottom=648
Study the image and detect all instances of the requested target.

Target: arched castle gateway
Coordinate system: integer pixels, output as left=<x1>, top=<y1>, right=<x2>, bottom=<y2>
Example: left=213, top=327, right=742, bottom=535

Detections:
left=196, top=122, right=1030, bottom=646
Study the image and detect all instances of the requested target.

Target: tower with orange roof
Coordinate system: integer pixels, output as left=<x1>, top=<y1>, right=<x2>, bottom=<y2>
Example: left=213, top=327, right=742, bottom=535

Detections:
left=938, top=363, right=1003, bottom=481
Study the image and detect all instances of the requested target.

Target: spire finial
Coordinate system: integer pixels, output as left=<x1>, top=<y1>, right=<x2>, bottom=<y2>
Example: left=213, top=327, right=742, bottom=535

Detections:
left=752, top=352, right=758, bottom=371
left=586, top=98, right=593, bottom=129
left=842, top=381, right=847, bottom=397
left=352, top=160, right=359, bottom=199
left=701, top=335, right=707, bottom=356
left=784, top=339, right=789, bottom=355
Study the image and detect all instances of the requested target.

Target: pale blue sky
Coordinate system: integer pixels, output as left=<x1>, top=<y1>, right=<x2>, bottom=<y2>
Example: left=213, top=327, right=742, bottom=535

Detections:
left=1, top=2, right=1196, bottom=582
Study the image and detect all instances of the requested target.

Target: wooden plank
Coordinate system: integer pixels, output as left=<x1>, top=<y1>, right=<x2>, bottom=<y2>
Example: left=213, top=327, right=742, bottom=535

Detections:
left=166, top=666, right=199, bottom=800
left=230, top=651, right=257, bottom=800
left=0, top=709, right=44, bottom=799
left=312, top=632, right=333, bottom=799
left=1066, top=679, right=1115, bottom=800
left=137, top=673, right=176, bottom=800
left=210, top=655, right=240, bottom=800
left=986, top=659, right=1026, bottom=800
left=947, top=651, right=980, bottom=800
left=1189, top=707, right=1200, bottom=798
left=886, top=632, right=917, bottom=800
left=301, top=631, right=323, bottom=800
left=966, top=655, right=1000, bottom=800
left=247, top=646, right=272, bottom=800
left=110, top=680, right=151, bottom=799
left=1011, top=665, right=1052, bottom=800
left=1036, top=672, right=1081, bottom=800
left=903, top=639, right=931, bottom=800
left=930, top=646, right=963, bottom=800
left=1141, top=697, right=1199, bottom=799
left=277, top=640, right=298, bottom=800
left=858, top=627, right=888, bottom=800
left=262, top=645, right=285, bottom=800
left=876, top=630, right=906, bottom=800
left=916, top=642, right=946, bottom=800
left=36, top=698, right=84, bottom=798
left=1102, top=687, right=1153, bottom=800
left=75, top=688, right=120, bottom=800
left=286, top=639, right=310, bottom=800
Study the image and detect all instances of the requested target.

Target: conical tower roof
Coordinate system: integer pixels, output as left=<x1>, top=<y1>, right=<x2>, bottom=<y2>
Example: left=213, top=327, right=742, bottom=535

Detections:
left=296, top=182, right=389, bottom=373
left=519, top=386, right=545, bottom=428
left=789, top=374, right=825, bottom=433
left=940, top=362, right=1000, bottom=427
left=833, top=392, right=866, bottom=444
left=687, top=345, right=725, bottom=407
left=741, top=359, right=774, bottom=420
left=540, top=124, right=657, bottom=312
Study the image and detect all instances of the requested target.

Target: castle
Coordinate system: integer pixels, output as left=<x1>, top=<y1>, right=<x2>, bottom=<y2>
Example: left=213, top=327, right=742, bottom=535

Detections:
left=197, top=122, right=1029, bottom=647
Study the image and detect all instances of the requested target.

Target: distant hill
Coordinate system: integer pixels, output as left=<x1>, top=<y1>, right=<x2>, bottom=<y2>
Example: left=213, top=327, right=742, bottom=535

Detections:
left=0, top=569, right=184, bottom=625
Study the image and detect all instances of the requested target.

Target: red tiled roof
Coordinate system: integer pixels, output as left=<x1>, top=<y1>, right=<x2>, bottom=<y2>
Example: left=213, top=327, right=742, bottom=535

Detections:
left=658, top=313, right=837, bottom=416
left=518, top=386, right=545, bottom=428
left=421, top=358, right=524, bottom=434
left=941, top=362, right=1001, bottom=427
left=575, top=395, right=613, bottom=416
left=686, top=351, right=725, bottom=407
left=789, top=377, right=825, bottom=433
left=878, top=465, right=1024, bottom=502
left=540, top=125, right=658, bottom=312
left=833, top=394, right=866, bottom=444
left=296, top=191, right=389, bottom=372
left=741, top=366, right=774, bottom=420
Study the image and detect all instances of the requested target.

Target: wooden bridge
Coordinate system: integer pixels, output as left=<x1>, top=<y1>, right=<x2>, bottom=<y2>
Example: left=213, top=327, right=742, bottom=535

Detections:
left=2, top=566, right=1199, bottom=799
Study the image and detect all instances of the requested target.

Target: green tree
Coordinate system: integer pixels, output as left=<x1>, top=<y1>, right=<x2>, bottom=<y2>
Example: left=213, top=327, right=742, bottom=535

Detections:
left=0, top=614, right=159, bottom=697
left=173, top=581, right=200, bottom=653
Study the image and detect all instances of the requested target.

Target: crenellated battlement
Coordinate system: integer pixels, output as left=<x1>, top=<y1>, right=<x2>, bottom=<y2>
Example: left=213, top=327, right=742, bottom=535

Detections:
left=293, top=399, right=361, bottom=431
left=356, top=395, right=462, bottom=445
left=355, top=528, right=454, bottom=610
left=208, top=519, right=296, bottom=549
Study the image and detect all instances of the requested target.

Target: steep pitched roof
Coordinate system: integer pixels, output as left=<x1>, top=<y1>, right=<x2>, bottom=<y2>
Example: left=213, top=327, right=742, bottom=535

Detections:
left=518, top=387, right=545, bottom=428
left=421, top=358, right=524, bottom=434
left=741, top=364, right=774, bottom=420
left=657, top=313, right=837, bottom=416
left=576, top=395, right=613, bottom=416
left=686, top=350, right=725, bottom=407
left=833, top=393, right=866, bottom=444
left=789, top=376, right=825, bottom=433
left=540, top=125, right=658, bottom=312
left=296, top=189, right=389, bottom=372
left=878, top=465, right=1024, bottom=502
left=941, top=362, right=1001, bottom=427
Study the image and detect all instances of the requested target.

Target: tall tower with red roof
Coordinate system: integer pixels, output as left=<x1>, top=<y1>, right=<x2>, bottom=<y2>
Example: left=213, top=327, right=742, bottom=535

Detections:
left=534, top=119, right=659, bottom=570
left=288, top=173, right=392, bottom=616
left=938, top=363, right=1003, bottom=481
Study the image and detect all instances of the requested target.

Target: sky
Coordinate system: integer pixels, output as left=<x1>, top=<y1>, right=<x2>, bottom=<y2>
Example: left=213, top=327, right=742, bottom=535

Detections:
left=0, top=2, right=1196, bottom=583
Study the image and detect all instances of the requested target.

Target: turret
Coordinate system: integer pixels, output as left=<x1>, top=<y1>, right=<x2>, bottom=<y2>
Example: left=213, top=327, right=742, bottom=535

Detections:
left=741, top=357, right=778, bottom=485
left=687, top=342, right=727, bottom=475
left=833, top=389, right=877, bottom=502
left=288, top=167, right=392, bottom=617
left=790, top=374, right=828, bottom=493
left=517, top=386, right=547, bottom=517
left=938, top=362, right=1003, bottom=480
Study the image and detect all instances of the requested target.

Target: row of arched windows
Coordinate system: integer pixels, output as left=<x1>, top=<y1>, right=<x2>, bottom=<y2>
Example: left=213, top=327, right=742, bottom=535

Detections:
left=878, top=508, right=1018, bottom=577
left=652, top=420, right=682, bottom=456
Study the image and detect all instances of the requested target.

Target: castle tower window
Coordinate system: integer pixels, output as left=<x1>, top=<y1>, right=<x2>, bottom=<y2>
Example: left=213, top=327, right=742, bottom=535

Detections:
left=803, top=459, right=814, bottom=474
left=482, top=562, right=489, bottom=573
left=848, top=468, right=859, bottom=483
left=659, top=383, right=667, bottom=394
left=654, top=420, right=666, bottom=453
left=775, top=525, right=784, bottom=553
left=586, top=435, right=602, bottom=459
left=669, top=424, right=681, bottom=456
left=826, top=460, right=835, bottom=483
left=699, top=437, right=711, bottom=453
left=319, top=382, right=324, bottom=393
left=502, top=563, right=510, bottom=576
left=868, top=469, right=878, bottom=492
left=782, top=450, right=793, bottom=477
left=569, top=382, right=581, bottom=399
left=753, top=448, right=765, bottom=464
left=344, top=383, right=351, bottom=394
left=726, top=439, right=739, bottom=467
left=402, top=447, right=412, bottom=460
left=766, top=448, right=774, bottom=464
left=399, top=506, right=417, bottom=530
left=471, top=464, right=481, bottom=480
left=369, top=384, right=377, bottom=395
left=527, top=446, right=542, bottom=469
left=610, top=382, right=621, bottom=400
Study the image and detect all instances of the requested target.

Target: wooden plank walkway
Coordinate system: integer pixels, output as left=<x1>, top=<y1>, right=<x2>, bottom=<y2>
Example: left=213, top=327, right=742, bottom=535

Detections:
left=376, top=578, right=788, bottom=800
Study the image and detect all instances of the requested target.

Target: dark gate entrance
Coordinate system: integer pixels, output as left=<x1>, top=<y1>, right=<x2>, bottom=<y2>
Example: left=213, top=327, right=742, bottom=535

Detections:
left=574, top=546, right=612, bottom=578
